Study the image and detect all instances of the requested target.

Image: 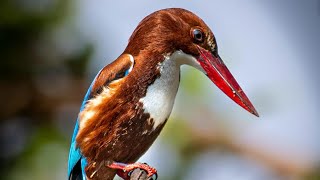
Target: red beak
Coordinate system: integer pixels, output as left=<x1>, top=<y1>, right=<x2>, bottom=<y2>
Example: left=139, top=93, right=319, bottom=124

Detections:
left=196, top=46, right=259, bottom=117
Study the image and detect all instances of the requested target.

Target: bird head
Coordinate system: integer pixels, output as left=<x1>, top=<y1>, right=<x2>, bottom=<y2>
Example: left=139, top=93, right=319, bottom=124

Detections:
left=125, top=8, right=259, bottom=117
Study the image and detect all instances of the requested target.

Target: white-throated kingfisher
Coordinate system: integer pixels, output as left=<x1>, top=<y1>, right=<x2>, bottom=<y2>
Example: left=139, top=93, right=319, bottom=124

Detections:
left=68, top=8, right=259, bottom=180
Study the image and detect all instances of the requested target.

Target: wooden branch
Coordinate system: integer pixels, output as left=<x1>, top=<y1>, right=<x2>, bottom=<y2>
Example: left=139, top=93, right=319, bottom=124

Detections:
left=130, top=168, right=152, bottom=180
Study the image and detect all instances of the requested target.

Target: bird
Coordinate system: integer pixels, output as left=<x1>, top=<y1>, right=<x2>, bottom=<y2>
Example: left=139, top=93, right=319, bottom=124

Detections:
left=67, top=8, right=259, bottom=180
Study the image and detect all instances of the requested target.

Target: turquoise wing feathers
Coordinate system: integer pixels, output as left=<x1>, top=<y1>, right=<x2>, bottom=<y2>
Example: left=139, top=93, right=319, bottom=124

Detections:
left=68, top=72, right=99, bottom=180
left=67, top=54, right=134, bottom=180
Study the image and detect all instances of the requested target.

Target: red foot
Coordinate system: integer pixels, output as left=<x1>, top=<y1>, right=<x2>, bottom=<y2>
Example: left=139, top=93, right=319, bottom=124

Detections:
left=107, top=162, right=157, bottom=180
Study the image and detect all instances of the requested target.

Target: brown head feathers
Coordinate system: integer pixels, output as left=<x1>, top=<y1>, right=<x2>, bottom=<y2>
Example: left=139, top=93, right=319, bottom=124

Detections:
left=124, top=8, right=216, bottom=59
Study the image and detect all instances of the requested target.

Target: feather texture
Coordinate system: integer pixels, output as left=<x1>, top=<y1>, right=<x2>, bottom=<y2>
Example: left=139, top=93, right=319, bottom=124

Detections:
left=68, top=54, right=134, bottom=180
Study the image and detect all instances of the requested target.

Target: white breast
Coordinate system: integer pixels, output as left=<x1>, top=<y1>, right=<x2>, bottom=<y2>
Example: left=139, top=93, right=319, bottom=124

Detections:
left=139, top=50, right=204, bottom=129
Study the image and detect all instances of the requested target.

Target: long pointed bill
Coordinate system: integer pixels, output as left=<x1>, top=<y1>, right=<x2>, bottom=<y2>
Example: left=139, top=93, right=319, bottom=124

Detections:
left=196, top=46, right=259, bottom=117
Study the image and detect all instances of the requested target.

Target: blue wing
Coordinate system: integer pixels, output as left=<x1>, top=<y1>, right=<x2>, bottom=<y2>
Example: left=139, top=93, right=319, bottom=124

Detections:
left=68, top=71, right=100, bottom=180
left=67, top=54, right=134, bottom=180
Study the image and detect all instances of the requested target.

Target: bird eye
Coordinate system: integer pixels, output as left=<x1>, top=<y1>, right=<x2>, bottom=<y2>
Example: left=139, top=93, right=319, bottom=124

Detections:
left=192, top=29, right=204, bottom=43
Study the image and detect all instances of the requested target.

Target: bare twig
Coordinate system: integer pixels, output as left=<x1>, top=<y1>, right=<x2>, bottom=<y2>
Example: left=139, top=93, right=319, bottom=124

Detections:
left=130, top=168, right=150, bottom=180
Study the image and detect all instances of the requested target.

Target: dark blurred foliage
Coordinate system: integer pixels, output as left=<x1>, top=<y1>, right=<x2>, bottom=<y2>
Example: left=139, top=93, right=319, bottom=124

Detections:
left=0, top=0, right=92, bottom=179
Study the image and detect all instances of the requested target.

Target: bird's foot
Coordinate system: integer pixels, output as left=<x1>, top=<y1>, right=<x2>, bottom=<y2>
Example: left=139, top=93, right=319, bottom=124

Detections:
left=107, top=161, right=157, bottom=180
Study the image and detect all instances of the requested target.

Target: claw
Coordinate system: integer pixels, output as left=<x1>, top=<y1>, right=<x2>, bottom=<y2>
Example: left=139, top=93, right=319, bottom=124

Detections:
left=107, top=162, right=157, bottom=180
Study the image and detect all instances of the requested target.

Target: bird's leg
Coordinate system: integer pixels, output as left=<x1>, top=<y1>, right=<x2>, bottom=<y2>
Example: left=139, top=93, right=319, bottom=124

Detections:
left=107, top=161, right=157, bottom=180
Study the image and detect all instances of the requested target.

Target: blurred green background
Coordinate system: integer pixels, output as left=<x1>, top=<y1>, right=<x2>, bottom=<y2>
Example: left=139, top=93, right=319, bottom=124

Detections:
left=1, top=0, right=319, bottom=180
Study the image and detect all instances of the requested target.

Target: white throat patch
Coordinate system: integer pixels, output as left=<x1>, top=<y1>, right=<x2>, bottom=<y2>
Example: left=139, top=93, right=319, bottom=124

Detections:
left=139, top=50, right=205, bottom=129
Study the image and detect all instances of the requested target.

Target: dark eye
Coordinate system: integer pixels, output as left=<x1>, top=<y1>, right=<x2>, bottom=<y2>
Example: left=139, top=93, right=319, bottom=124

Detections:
left=192, top=29, right=204, bottom=43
